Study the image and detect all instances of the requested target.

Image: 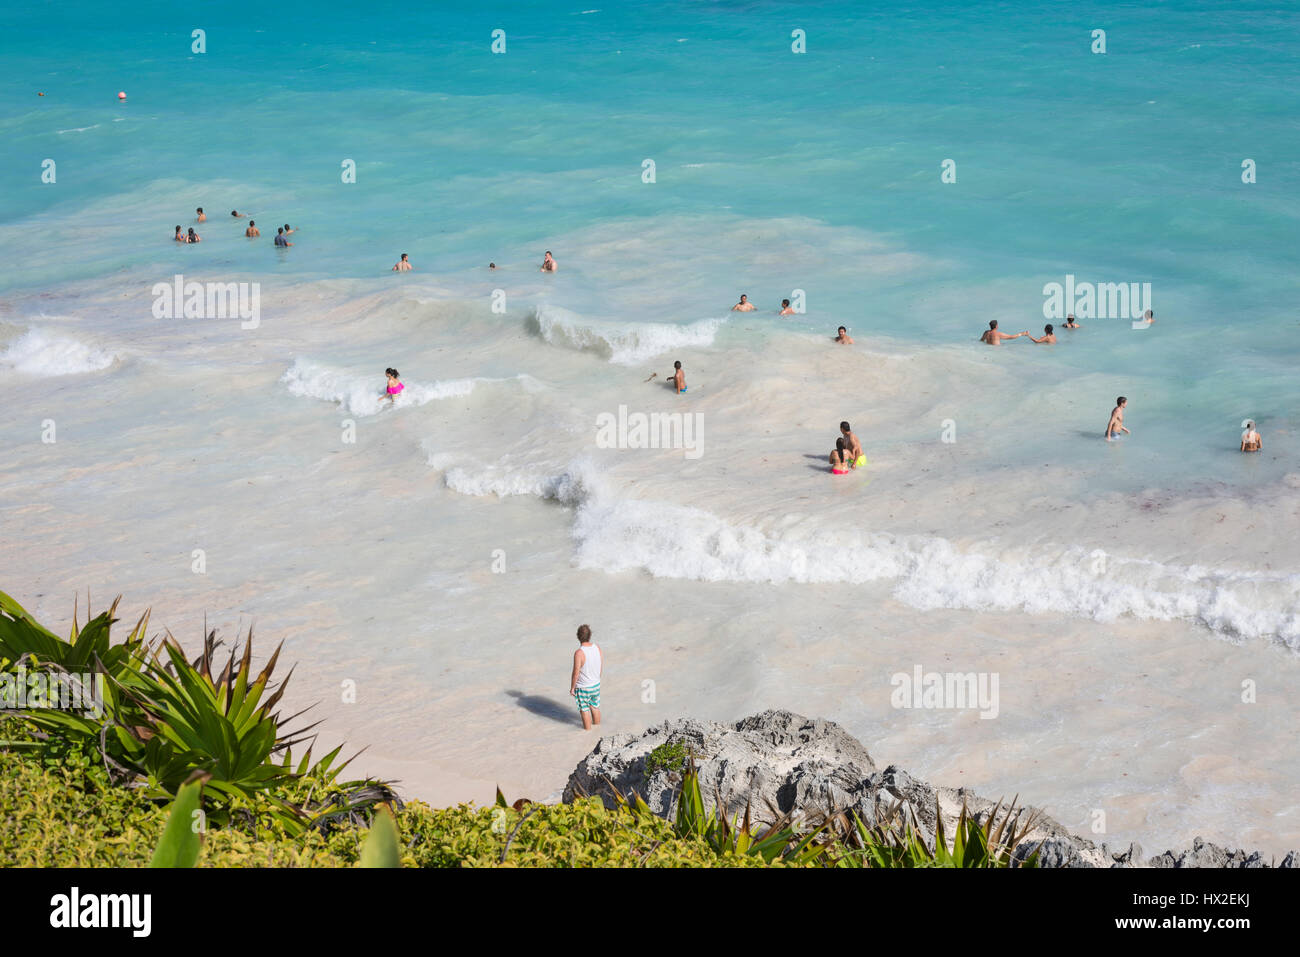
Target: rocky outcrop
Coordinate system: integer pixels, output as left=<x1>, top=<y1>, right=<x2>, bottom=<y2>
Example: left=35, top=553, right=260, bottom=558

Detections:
left=563, top=710, right=1297, bottom=869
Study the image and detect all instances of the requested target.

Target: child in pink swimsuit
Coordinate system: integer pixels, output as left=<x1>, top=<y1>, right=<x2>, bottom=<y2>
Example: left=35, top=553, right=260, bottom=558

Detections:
left=383, top=367, right=404, bottom=402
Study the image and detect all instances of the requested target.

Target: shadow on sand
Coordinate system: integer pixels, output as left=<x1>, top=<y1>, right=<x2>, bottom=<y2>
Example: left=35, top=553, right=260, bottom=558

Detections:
left=506, top=689, right=575, bottom=725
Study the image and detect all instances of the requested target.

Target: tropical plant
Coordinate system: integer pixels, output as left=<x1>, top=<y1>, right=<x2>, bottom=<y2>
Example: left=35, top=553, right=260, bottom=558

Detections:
left=644, top=738, right=689, bottom=776
left=827, top=795, right=1043, bottom=868
left=1, top=591, right=395, bottom=834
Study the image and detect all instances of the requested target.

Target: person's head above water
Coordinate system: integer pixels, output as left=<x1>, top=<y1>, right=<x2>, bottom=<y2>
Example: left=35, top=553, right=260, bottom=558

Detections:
left=835, top=437, right=847, bottom=452
left=385, top=367, right=399, bottom=379
left=989, top=320, right=998, bottom=330
left=1117, top=396, right=1127, bottom=406
left=187, top=227, right=196, bottom=236
left=196, top=207, right=203, bottom=214
left=174, top=225, right=182, bottom=232
left=782, top=299, right=790, bottom=308
left=277, top=228, right=284, bottom=234
left=1245, top=420, right=1255, bottom=430
left=249, top=220, right=255, bottom=226
left=840, top=421, right=851, bottom=433
left=576, top=623, right=591, bottom=643
left=1044, top=324, right=1054, bottom=334
left=399, top=253, right=408, bottom=261
left=739, top=294, right=748, bottom=303
left=489, top=262, right=496, bottom=269
left=673, top=360, right=682, bottom=370
left=838, top=326, right=847, bottom=334
left=230, top=210, right=239, bottom=216
left=283, top=224, right=291, bottom=231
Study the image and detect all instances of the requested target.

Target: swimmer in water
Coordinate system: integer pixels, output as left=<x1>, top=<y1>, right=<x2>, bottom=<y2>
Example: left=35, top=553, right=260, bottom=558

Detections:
left=1105, top=396, right=1130, bottom=441
left=245, top=220, right=260, bottom=238
left=830, top=438, right=852, bottom=474
left=383, top=367, right=404, bottom=402
left=835, top=326, right=853, bottom=344
left=1241, top=421, right=1262, bottom=452
left=186, top=227, right=201, bottom=243
left=173, top=225, right=185, bottom=243
left=275, top=227, right=292, bottom=247
left=231, top=210, right=246, bottom=218
left=731, top=294, right=755, bottom=312
left=392, top=253, right=412, bottom=271
left=540, top=250, right=557, bottom=272
left=1063, top=314, right=1080, bottom=329
left=195, top=207, right=206, bottom=223
left=779, top=299, right=796, bottom=316
left=489, top=262, right=496, bottom=270
left=1141, top=309, right=1154, bottom=324
left=283, top=224, right=295, bottom=235
left=980, top=320, right=1028, bottom=345
left=1028, top=323, right=1057, bottom=344
left=839, top=421, right=865, bottom=468
left=670, top=360, right=686, bottom=393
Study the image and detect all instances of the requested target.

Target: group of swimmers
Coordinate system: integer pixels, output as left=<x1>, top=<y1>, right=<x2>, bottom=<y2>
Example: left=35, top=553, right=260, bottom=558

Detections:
left=731, top=293, right=797, bottom=315
left=830, top=421, right=866, bottom=474
left=390, top=250, right=556, bottom=273
left=173, top=208, right=296, bottom=246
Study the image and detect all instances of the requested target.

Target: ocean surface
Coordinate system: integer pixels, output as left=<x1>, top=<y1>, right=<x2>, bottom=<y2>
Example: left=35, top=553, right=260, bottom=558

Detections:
left=1, top=1, right=1298, bottom=856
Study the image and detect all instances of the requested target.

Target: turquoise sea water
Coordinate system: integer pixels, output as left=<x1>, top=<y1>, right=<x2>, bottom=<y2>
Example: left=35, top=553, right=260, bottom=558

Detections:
left=2, top=2, right=1297, bottom=488
left=3, top=3, right=1300, bottom=848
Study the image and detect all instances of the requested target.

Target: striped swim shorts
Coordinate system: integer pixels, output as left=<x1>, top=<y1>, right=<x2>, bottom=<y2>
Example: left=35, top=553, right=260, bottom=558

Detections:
left=575, top=683, right=601, bottom=712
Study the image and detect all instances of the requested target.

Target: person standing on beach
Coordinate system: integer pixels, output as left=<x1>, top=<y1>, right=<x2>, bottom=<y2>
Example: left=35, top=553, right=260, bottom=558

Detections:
left=1105, top=396, right=1130, bottom=441
left=1241, top=421, right=1262, bottom=452
left=732, top=294, right=755, bottom=312
left=980, top=320, right=1028, bottom=345
left=569, top=624, right=602, bottom=730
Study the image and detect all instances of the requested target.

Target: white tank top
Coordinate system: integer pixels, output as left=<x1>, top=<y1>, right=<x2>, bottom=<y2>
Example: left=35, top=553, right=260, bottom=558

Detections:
left=577, top=643, right=602, bottom=687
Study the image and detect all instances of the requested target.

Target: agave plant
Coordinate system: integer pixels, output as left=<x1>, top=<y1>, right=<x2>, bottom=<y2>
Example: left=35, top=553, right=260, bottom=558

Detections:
left=829, top=794, right=1042, bottom=868
left=1, top=591, right=395, bottom=834
left=613, top=757, right=828, bottom=865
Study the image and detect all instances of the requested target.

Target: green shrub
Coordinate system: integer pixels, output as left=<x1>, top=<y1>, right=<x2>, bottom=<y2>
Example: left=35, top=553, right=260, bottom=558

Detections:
left=644, top=739, right=689, bottom=776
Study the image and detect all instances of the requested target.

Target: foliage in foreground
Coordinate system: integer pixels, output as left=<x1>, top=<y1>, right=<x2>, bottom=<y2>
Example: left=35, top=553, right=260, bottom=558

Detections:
left=0, top=590, right=393, bottom=834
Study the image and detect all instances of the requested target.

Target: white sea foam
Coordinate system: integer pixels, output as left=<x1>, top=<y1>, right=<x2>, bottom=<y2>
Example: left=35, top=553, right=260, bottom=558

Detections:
left=445, top=458, right=1300, bottom=650
left=281, top=357, right=521, bottom=417
left=528, top=305, right=724, bottom=365
left=0, top=328, right=118, bottom=376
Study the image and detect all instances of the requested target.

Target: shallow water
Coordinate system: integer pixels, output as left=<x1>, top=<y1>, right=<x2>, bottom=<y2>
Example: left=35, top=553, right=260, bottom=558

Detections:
left=1, top=1, right=1297, bottom=856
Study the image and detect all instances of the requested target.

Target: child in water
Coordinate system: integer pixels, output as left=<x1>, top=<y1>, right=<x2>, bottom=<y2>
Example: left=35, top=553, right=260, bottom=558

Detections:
left=383, top=367, right=404, bottom=402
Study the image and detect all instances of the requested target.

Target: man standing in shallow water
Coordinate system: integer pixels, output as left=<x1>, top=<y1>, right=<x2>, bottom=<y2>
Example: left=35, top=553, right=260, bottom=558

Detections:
left=1105, top=396, right=1130, bottom=441
left=980, top=320, right=1028, bottom=345
left=570, top=624, right=603, bottom=730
